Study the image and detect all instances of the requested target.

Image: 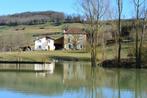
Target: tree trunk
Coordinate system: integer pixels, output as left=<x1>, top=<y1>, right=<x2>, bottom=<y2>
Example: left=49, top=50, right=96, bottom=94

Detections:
left=91, top=32, right=97, bottom=67
left=117, top=0, right=122, bottom=66
left=135, top=27, right=139, bottom=68
left=138, top=23, right=145, bottom=68
left=135, top=11, right=140, bottom=68
left=91, top=48, right=97, bottom=67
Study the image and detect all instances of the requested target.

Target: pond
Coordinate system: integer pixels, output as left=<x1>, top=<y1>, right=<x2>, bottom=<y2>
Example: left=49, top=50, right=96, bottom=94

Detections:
left=0, top=61, right=147, bottom=98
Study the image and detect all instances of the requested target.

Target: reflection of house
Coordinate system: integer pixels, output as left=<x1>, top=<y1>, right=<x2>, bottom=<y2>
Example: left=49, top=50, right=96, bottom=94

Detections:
left=35, top=37, right=55, bottom=51
left=34, top=62, right=55, bottom=74
left=63, top=62, right=86, bottom=81
left=64, top=28, right=87, bottom=50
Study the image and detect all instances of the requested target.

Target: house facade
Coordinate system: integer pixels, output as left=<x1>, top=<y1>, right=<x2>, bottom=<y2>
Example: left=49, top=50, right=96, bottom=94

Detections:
left=64, top=28, right=87, bottom=50
left=34, top=37, right=55, bottom=51
left=33, top=29, right=87, bottom=51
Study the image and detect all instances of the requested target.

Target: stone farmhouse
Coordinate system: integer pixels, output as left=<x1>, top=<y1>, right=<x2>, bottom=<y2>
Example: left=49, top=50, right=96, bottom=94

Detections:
left=64, top=28, right=87, bottom=50
left=33, top=28, right=87, bottom=51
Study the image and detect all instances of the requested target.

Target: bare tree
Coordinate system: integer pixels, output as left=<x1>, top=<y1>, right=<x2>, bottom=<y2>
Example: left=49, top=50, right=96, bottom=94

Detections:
left=133, top=0, right=146, bottom=68
left=138, top=1, right=147, bottom=67
left=116, top=0, right=123, bottom=66
left=79, top=0, right=108, bottom=66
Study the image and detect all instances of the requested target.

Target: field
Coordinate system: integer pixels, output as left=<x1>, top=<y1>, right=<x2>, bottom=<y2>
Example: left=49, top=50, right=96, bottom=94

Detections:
left=0, top=23, right=83, bottom=35
left=0, top=23, right=83, bottom=51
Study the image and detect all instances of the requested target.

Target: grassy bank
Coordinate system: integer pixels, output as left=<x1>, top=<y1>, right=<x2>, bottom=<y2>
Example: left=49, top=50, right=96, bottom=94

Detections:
left=0, top=44, right=130, bottom=62
left=0, top=51, right=91, bottom=62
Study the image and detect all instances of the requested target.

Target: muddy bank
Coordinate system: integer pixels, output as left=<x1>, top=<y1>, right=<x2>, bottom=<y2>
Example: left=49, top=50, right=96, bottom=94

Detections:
left=100, top=59, right=147, bottom=68
left=50, top=56, right=91, bottom=62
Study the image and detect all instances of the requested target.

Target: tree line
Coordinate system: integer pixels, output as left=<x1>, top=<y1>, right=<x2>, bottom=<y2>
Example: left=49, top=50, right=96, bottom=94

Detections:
left=0, top=11, right=84, bottom=26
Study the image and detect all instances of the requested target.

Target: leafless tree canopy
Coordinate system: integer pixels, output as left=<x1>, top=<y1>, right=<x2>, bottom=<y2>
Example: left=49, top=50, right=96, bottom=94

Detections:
left=80, top=0, right=108, bottom=22
left=133, top=0, right=146, bottom=18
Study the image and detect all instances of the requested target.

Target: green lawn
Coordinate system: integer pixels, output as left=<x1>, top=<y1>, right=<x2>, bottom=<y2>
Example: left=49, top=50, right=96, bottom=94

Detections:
left=0, top=44, right=130, bottom=62
left=0, top=51, right=91, bottom=62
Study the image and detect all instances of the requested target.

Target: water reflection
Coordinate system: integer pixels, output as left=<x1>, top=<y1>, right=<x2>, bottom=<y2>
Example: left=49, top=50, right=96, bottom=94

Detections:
left=63, top=62, right=87, bottom=81
left=34, top=62, right=55, bottom=77
left=0, top=61, right=146, bottom=98
left=135, top=70, right=142, bottom=98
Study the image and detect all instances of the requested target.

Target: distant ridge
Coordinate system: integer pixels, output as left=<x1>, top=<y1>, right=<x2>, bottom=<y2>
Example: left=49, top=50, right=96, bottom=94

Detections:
left=0, top=11, right=65, bottom=26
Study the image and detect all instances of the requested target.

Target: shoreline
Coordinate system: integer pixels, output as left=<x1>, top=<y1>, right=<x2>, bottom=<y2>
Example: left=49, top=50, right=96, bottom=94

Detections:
left=0, top=51, right=91, bottom=62
left=0, top=51, right=146, bottom=69
left=100, top=59, right=147, bottom=69
left=0, top=60, right=49, bottom=64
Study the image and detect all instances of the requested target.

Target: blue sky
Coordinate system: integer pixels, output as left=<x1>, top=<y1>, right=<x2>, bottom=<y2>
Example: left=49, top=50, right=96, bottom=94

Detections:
left=0, top=0, right=76, bottom=15
left=0, top=0, right=145, bottom=19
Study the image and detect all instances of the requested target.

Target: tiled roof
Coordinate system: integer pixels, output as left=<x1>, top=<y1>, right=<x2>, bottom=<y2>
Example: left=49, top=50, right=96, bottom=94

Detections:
left=64, top=28, right=87, bottom=34
left=33, top=32, right=64, bottom=40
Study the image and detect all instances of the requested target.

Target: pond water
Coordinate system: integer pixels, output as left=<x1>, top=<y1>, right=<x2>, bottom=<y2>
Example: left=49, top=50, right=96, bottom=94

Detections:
left=0, top=61, right=147, bottom=98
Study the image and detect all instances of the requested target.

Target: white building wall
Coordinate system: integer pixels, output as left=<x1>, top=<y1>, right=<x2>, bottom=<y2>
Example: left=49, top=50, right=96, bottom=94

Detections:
left=47, top=39, right=55, bottom=51
left=34, top=37, right=55, bottom=51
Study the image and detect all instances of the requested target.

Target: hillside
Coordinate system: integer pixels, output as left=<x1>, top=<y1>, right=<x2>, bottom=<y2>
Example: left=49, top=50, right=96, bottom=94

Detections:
left=0, top=11, right=83, bottom=26
left=0, top=11, right=64, bottom=26
left=0, top=23, right=83, bottom=51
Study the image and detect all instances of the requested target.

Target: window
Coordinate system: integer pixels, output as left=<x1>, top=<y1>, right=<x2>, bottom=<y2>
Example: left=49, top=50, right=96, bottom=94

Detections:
left=80, top=44, right=83, bottom=49
left=68, top=44, right=73, bottom=49
left=68, top=38, right=71, bottom=43
left=38, top=45, right=42, bottom=49
left=69, top=44, right=72, bottom=48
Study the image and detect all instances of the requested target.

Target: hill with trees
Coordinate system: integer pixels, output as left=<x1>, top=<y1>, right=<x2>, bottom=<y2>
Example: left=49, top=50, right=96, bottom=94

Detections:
left=0, top=11, right=83, bottom=26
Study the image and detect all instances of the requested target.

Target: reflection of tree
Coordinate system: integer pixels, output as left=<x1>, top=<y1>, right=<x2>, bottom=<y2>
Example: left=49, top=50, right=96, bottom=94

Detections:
left=117, top=69, right=120, bottom=98
left=116, top=69, right=143, bottom=98
left=83, top=67, right=97, bottom=98
left=135, top=69, right=141, bottom=98
left=91, top=67, right=97, bottom=98
left=88, top=67, right=105, bottom=98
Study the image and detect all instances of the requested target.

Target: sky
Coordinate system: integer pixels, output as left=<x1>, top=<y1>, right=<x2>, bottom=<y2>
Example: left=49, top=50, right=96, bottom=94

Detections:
left=0, top=0, right=77, bottom=15
left=0, top=0, right=145, bottom=19
left=111, top=0, right=134, bottom=19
